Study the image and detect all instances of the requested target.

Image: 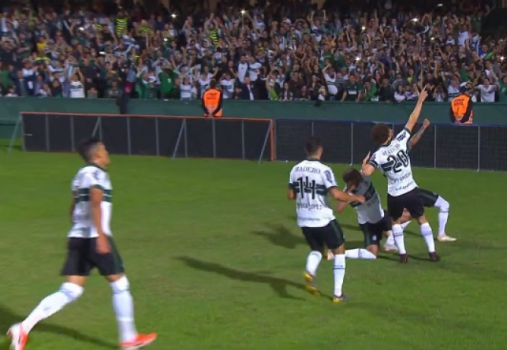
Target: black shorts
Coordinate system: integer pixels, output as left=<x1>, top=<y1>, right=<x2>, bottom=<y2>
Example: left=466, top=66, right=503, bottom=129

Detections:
left=418, top=188, right=439, bottom=207
left=360, top=216, right=392, bottom=247
left=301, top=220, right=345, bottom=251
left=61, top=237, right=125, bottom=277
left=387, top=188, right=425, bottom=220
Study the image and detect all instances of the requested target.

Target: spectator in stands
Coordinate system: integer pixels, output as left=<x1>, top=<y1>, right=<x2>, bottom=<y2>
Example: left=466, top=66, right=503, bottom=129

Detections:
left=0, top=0, right=506, bottom=105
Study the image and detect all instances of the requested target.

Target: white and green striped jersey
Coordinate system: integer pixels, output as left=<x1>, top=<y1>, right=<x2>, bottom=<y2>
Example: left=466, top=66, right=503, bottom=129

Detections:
left=289, top=159, right=338, bottom=228
left=68, top=164, right=113, bottom=238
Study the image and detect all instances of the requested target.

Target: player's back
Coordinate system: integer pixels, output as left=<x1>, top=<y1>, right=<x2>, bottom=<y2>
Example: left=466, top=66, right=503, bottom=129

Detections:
left=69, top=164, right=113, bottom=238
left=289, top=159, right=336, bottom=228
left=347, top=175, right=384, bottom=224
left=369, top=128, right=417, bottom=197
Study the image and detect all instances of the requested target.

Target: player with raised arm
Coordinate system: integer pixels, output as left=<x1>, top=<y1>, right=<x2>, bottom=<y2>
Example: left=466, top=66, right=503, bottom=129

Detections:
left=288, top=137, right=365, bottom=303
left=328, top=168, right=394, bottom=260
left=399, top=119, right=457, bottom=242
left=361, top=87, right=440, bottom=263
left=7, top=138, right=156, bottom=350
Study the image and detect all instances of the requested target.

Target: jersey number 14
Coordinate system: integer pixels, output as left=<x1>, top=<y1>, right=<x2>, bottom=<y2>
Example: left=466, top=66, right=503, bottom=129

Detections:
left=382, top=150, right=409, bottom=173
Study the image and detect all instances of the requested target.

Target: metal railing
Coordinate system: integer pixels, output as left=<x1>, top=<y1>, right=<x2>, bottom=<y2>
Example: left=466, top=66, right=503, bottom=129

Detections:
left=11, top=113, right=507, bottom=171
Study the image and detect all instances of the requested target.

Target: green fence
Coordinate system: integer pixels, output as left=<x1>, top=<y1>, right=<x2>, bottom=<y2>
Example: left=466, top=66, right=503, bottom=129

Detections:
left=2, top=98, right=507, bottom=139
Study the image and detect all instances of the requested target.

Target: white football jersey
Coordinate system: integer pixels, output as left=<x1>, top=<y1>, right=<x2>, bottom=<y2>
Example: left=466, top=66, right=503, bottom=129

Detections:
left=68, top=164, right=113, bottom=238
left=369, top=128, right=417, bottom=197
left=289, top=159, right=337, bottom=228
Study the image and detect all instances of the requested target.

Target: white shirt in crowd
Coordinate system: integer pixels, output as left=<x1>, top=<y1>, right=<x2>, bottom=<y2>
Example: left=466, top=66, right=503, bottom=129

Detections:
left=248, top=62, right=262, bottom=81
left=394, top=91, right=406, bottom=102
left=220, top=78, right=235, bottom=99
left=180, top=83, right=192, bottom=99
left=324, top=73, right=338, bottom=95
left=237, top=62, right=248, bottom=83
left=477, top=84, right=496, bottom=102
left=69, top=81, right=85, bottom=98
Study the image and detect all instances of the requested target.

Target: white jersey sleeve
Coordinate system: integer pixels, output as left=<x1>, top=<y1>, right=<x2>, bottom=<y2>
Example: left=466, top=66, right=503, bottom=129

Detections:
left=322, top=167, right=338, bottom=190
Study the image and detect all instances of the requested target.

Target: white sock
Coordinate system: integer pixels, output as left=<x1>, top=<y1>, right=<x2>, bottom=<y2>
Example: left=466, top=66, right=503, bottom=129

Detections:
left=305, top=251, right=322, bottom=276
left=392, top=224, right=407, bottom=254
left=385, top=231, right=395, bottom=246
left=111, top=276, right=138, bottom=343
left=434, top=196, right=450, bottom=236
left=345, top=249, right=377, bottom=259
left=401, top=221, right=411, bottom=230
left=333, top=254, right=346, bottom=297
left=420, top=222, right=436, bottom=253
left=22, top=283, right=83, bottom=333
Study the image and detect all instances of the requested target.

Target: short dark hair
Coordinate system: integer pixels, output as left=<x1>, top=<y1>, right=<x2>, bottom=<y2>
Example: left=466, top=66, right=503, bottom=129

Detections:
left=342, top=168, right=362, bottom=187
left=78, top=137, right=102, bottom=162
left=371, top=123, right=391, bottom=145
left=305, top=136, right=322, bottom=155
left=209, top=79, right=217, bottom=89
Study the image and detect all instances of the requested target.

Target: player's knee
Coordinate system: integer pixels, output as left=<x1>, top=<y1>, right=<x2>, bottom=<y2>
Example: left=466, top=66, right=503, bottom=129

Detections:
left=110, top=275, right=130, bottom=294
left=438, top=198, right=450, bottom=213
left=367, top=246, right=378, bottom=257
left=60, top=282, right=84, bottom=302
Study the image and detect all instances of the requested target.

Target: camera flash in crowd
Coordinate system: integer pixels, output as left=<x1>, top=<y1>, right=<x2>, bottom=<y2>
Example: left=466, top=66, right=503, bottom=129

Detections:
left=412, top=18, right=418, bottom=22
left=241, top=10, right=246, bottom=15
left=171, top=14, right=176, bottom=18
left=430, top=37, right=435, bottom=41
left=355, top=57, right=361, bottom=61
left=79, top=27, right=84, bottom=31
left=501, top=56, right=505, bottom=61
left=361, top=26, right=366, bottom=31
left=436, top=3, right=443, bottom=7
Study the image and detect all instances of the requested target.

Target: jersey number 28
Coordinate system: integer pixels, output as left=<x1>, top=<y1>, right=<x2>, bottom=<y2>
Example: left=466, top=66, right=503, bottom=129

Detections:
left=383, top=150, right=409, bottom=173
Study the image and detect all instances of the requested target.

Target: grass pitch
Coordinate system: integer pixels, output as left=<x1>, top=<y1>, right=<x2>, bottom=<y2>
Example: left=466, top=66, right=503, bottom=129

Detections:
left=0, top=152, right=505, bottom=350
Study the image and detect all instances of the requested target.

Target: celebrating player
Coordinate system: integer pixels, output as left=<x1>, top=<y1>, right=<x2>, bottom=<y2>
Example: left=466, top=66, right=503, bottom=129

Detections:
left=330, top=168, right=394, bottom=260
left=8, top=138, right=156, bottom=350
left=398, top=119, right=456, bottom=242
left=361, top=87, right=440, bottom=263
left=288, top=137, right=365, bottom=303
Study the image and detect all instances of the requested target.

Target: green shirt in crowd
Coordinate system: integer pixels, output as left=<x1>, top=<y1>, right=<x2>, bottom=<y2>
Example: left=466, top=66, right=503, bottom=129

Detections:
left=344, top=81, right=362, bottom=101
left=158, top=70, right=177, bottom=94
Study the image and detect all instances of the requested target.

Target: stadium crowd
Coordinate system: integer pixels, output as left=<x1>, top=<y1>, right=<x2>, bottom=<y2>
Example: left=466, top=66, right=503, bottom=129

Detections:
left=0, top=0, right=506, bottom=103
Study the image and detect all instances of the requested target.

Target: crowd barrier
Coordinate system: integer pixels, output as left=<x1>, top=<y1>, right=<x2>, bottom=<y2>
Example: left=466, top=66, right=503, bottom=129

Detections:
left=10, top=112, right=507, bottom=171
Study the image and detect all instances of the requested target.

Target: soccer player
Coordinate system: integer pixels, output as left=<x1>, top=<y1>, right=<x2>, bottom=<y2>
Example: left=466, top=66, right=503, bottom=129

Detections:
left=288, top=137, right=365, bottom=303
left=396, top=119, right=456, bottom=242
left=331, top=168, right=395, bottom=260
left=361, top=87, right=440, bottom=263
left=8, top=138, right=156, bottom=350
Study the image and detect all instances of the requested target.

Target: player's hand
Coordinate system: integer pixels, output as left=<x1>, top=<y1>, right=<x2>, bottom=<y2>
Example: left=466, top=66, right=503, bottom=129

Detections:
left=96, top=236, right=111, bottom=254
left=354, top=195, right=366, bottom=204
left=422, top=118, right=431, bottom=128
left=418, top=86, right=428, bottom=102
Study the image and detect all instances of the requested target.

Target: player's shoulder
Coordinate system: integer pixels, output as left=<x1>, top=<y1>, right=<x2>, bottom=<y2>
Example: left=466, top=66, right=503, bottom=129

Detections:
left=79, top=164, right=109, bottom=182
left=394, top=128, right=411, bottom=142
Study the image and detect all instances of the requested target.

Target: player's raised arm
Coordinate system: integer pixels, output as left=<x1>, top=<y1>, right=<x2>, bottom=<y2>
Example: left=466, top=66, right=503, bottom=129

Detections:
left=408, top=118, right=431, bottom=150
left=361, top=152, right=375, bottom=176
left=405, top=87, right=428, bottom=133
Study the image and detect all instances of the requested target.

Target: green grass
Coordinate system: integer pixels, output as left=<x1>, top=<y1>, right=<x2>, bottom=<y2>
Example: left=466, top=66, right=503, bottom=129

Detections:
left=0, top=152, right=505, bottom=350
